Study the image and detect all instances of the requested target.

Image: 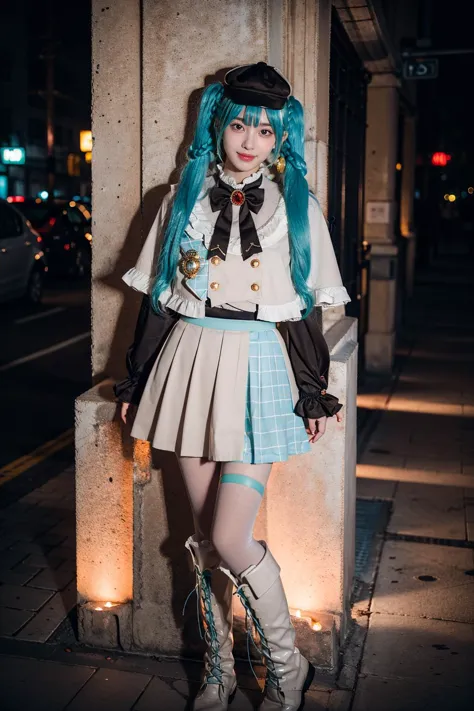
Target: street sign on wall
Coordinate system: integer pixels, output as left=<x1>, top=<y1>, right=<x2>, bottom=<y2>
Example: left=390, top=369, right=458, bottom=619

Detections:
left=403, top=58, right=439, bottom=79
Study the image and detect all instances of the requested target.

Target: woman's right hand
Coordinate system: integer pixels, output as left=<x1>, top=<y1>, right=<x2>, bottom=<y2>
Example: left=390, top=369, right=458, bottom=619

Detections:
left=121, top=401, right=135, bottom=424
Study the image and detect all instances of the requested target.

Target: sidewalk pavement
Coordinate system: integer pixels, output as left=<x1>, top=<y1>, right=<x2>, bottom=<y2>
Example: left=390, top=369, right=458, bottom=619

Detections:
left=1, top=252, right=473, bottom=710
left=352, top=250, right=474, bottom=710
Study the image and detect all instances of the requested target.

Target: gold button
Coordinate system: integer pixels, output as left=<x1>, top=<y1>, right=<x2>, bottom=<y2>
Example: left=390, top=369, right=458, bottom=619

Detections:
left=210, top=281, right=220, bottom=290
left=250, top=258, right=260, bottom=268
left=210, top=256, right=221, bottom=266
left=251, top=283, right=260, bottom=292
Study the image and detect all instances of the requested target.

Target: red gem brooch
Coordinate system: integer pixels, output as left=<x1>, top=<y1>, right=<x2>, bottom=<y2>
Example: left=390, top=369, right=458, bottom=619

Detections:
left=230, top=189, right=245, bottom=207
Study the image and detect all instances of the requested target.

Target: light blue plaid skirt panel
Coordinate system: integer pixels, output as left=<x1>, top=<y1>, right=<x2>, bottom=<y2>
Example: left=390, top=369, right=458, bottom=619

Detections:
left=242, top=331, right=311, bottom=463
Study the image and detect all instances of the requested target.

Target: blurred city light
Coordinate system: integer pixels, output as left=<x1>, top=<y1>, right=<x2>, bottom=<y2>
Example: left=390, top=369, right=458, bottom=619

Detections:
left=396, top=162, right=402, bottom=171
left=448, top=194, right=456, bottom=202
left=39, top=191, right=49, bottom=199
left=468, top=187, right=474, bottom=195
left=85, top=151, right=92, bottom=164
left=1, top=147, right=26, bottom=165
left=431, top=151, right=451, bottom=166
left=80, top=130, right=92, bottom=152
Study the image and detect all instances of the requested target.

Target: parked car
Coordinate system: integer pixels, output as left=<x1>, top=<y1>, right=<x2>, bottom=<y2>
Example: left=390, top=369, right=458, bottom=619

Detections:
left=15, top=199, right=92, bottom=278
left=0, top=199, right=48, bottom=304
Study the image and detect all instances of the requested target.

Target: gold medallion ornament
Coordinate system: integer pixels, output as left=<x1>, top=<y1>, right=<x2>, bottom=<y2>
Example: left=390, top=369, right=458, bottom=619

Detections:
left=275, top=155, right=286, bottom=174
left=178, top=249, right=201, bottom=279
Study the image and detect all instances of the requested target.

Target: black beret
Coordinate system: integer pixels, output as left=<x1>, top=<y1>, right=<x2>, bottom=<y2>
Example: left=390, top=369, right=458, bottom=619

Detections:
left=223, top=62, right=291, bottom=110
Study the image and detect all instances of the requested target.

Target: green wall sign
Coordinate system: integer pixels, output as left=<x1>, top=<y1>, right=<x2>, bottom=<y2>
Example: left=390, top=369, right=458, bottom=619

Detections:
left=1, top=147, right=26, bottom=165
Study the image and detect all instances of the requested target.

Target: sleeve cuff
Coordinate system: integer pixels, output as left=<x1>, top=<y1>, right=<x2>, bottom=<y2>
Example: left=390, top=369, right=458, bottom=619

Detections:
left=294, top=391, right=343, bottom=419
left=113, top=378, right=141, bottom=405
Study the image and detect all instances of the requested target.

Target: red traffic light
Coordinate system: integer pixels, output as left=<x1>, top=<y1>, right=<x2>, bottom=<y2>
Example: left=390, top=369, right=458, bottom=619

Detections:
left=431, top=152, right=451, bottom=167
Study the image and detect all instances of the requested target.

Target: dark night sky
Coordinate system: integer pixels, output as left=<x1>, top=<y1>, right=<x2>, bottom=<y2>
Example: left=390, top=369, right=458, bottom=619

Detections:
left=417, top=0, right=474, bottom=159
left=26, top=0, right=91, bottom=122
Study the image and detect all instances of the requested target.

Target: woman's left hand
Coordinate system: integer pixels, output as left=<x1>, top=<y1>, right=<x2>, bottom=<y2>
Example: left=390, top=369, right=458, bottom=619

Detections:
left=306, top=411, right=343, bottom=443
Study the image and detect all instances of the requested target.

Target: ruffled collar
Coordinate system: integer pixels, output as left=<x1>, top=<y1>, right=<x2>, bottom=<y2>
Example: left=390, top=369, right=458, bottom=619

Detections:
left=216, top=163, right=264, bottom=189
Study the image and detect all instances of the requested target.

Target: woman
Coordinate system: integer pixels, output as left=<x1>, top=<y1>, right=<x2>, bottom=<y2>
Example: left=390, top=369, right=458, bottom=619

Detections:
left=115, top=62, right=350, bottom=711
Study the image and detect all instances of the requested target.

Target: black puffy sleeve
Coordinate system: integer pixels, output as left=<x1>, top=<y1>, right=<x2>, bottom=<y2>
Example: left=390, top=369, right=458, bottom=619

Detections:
left=113, top=296, right=178, bottom=405
left=278, top=310, right=342, bottom=419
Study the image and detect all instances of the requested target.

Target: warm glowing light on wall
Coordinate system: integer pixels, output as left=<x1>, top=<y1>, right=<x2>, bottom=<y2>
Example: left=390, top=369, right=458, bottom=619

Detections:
left=292, top=608, right=322, bottom=631
left=396, top=162, right=402, bottom=171
left=431, top=152, right=451, bottom=167
left=80, top=130, right=93, bottom=152
left=85, top=151, right=92, bottom=164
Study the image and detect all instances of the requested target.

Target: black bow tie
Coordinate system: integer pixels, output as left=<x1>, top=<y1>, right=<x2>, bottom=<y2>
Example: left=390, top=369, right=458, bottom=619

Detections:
left=207, top=175, right=265, bottom=261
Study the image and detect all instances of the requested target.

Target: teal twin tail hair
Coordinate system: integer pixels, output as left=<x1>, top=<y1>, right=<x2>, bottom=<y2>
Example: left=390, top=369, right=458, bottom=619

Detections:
left=152, top=83, right=314, bottom=316
left=152, top=83, right=224, bottom=311
left=279, top=96, right=314, bottom=316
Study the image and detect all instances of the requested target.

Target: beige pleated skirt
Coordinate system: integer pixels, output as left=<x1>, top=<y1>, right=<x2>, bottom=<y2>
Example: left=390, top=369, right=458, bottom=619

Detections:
left=131, top=317, right=308, bottom=463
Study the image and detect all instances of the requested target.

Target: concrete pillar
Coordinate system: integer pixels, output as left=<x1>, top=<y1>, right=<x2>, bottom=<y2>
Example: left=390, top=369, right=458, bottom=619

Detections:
left=364, top=72, right=400, bottom=372
left=76, top=0, right=357, bottom=671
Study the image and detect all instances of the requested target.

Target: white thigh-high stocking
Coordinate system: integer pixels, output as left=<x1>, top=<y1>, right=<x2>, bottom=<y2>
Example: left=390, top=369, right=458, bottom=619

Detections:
left=178, top=457, right=219, bottom=541
left=211, top=461, right=272, bottom=576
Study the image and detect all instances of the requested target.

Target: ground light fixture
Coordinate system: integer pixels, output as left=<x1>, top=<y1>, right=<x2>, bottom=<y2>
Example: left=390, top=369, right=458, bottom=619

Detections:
left=292, top=608, right=322, bottom=631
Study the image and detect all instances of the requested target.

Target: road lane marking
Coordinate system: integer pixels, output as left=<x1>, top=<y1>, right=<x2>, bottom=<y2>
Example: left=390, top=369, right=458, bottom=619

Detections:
left=15, top=307, right=66, bottom=325
left=0, top=332, right=90, bottom=372
left=0, top=429, right=74, bottom=485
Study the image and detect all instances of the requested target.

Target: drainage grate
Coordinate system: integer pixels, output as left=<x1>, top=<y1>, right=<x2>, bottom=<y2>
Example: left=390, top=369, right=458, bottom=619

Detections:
left=354, top=498, right=391, bottom=579
left=385, top=532, right=474, bottom=549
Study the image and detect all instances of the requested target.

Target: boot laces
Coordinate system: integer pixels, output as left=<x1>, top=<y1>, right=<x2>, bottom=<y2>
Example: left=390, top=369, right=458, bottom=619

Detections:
left=183, top=568, right=223, bottom=686
left=234, top=586, right=282, bottom=693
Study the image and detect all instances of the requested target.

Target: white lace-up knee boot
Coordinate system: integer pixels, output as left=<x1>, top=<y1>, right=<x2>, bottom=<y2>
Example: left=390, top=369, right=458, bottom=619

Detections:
left=220, top=543, right=314, bottom=711
left=185, top=536, right=237, bottom=710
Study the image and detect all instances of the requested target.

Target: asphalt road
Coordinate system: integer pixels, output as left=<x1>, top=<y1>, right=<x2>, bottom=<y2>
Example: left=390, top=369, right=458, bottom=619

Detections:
left=0, top=279, right=91, bottom=482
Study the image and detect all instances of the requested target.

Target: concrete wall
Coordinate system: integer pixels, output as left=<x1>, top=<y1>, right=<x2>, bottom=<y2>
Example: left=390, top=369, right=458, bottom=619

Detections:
left=91, top=1, right=141, bottom=381
left=76, top=0, right=357, bottom=671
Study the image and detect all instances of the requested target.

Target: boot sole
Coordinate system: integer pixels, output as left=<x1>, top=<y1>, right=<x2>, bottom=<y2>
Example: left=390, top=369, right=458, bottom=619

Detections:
left=297, top=663, right=316, bottom=711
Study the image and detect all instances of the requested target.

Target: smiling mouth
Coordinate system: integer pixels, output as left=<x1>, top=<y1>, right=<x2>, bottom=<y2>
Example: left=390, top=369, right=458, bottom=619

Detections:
left=237, top=152, right=256, bottom=161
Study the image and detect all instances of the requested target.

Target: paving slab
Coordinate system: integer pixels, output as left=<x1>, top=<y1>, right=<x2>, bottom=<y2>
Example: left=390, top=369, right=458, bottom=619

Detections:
left=358, top=452, right=406, bottom=469
left=404, top=457, right=462, bottom=474
left=361, top=613, right=474, bottom=686
left=356, top=476, right=397, bottom=499
left=0, top=583, right=54, bottom=611
left=0, top=565, right=38, bottom=586
left=0, top=656, right=95, bottom=711
left=387, top=483, right=466, bottom=539
left=27, top=567, right=75, bottom=591
left=327, top=689, right=352, bottom=710
left=0, top=607, right=34, bottom=636
left=15, top=582, right=76, bottom=642
left=352, top=676, right=472, bottom=711
left=65, top=667, right=151, bottom=710
left=372, top=540, right=474, bottom=623
left=131, top=677, right=201, bottom=711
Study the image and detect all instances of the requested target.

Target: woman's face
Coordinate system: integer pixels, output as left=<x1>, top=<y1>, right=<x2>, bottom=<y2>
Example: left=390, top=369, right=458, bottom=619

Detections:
left=222, top=109, right=276, bottom=177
